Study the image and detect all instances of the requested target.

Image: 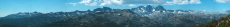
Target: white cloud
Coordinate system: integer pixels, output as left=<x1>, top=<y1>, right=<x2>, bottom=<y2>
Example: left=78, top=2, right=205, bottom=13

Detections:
left=99, top=0, right=123, bottom=6
left=78, top=0, right=165, bottom=6
left=85, top=2, right=98, bottom=6
left=190, top=0, right=201, bottom=4
left=122, top=0, right=165, bottom=4
left=78, top=0, right=97, bottom=6
left=165, top=0, right=201, bottom=5
left=129, top=4, right=136, bottom=6
left=164, top=1, right=174, bottom=5
left=77, top=0, right=202, bottom=6
left=79, top=0, right=92, bottom=4
left=68, top=2, right=77, bottom=6
left=216, top=0, right=230, bottom=3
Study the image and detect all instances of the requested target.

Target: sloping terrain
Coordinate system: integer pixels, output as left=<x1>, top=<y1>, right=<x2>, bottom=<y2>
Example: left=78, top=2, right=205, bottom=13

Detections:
left=194, top=14, right=230, bottom=27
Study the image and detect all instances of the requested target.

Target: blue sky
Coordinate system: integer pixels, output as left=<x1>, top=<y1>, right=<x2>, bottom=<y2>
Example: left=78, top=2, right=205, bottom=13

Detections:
left=0, top=0, right=230, bottom=17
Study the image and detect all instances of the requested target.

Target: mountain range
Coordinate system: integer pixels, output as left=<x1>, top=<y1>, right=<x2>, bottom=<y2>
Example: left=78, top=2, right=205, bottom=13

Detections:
left=0, top=5, right=229, bottom=27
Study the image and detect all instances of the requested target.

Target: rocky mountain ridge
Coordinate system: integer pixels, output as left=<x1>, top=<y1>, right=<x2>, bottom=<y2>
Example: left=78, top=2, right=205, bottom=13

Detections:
left=0, top=5, right=229, bottom=27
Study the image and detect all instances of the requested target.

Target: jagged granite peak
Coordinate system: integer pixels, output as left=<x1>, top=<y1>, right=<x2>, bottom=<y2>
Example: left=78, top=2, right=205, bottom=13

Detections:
left=74, top=10, right=80, bottom=12
left=146, top=5, right=154, bottom=12
left=93, top=8, right=102, bottom=12
left=130, top=5, right=156, bottom=17
left=131, top=5, right=155, bottom=12
left=33, top=11, right=40, bottom=13
left=93, top=7, right=112, bottom=12
left=155, top=5, right=166, bottom=11
left=87, top=9, right=91, bottom=11
left=131, top=6, right=146, bottom=12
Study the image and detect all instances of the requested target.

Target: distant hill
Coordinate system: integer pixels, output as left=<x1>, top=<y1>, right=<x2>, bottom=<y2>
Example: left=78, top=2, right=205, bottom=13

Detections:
left=193, top=15, right=230, bottom=27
